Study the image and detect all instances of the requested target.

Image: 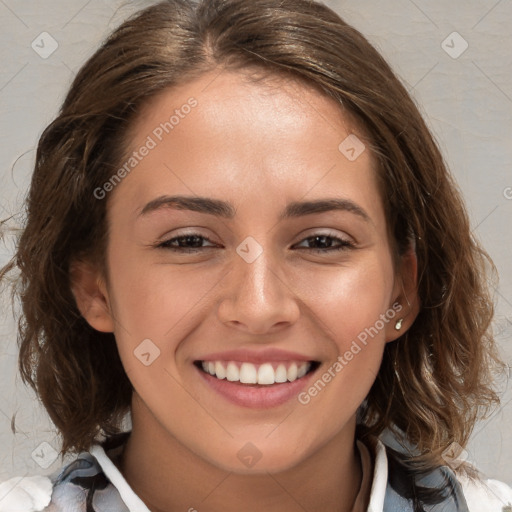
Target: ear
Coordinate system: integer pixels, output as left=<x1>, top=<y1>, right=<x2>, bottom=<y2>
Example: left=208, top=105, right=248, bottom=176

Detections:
left=385, top=242, right=420, bottom=342
left=69, top=260, right=114, bottom=333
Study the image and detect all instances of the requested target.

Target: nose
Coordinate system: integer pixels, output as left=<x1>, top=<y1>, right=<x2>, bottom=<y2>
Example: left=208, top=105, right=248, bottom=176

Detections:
left=216, top=244, right=300, bottom=335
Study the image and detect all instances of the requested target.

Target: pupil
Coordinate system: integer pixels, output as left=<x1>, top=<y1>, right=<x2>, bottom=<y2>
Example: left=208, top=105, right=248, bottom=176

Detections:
left=314, top=235, right=331, bottom=248
left=183, top=235, right=202, bottom=247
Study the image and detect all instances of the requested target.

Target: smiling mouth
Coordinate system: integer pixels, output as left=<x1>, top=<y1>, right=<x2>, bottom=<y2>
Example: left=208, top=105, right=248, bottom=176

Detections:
left=194, top=360, right=321, bottom=386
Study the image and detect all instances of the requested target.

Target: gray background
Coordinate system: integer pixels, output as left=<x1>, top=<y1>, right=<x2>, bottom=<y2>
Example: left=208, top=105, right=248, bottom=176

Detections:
left=0, top=0, right=511, bottom=486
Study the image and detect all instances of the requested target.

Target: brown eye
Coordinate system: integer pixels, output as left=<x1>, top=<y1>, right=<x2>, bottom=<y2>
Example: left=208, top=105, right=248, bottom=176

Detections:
left=157, top=234, right=217, bottom=252
left=294, top=234, right=355, bottom=253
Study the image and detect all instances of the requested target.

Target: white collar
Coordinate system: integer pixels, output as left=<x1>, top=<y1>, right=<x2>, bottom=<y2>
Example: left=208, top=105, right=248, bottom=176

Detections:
left=89, top=444, right=151, bottom=512
left=367, top=438, right=388, bottom=512
left=90, top=438, right=390, bottom=512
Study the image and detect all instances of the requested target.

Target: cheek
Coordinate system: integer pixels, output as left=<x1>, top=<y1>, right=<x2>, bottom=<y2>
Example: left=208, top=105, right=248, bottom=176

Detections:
left=104, top=244, right=396, bottom=471
left=294, top=256, right=396, bottom=344
left=107, top=239, right=396, bottom=346
left=110, top=253, right=392, bottom=324
left=104, top=246, right=231, bottom=373
left=289, top=257, right=395, bottom=413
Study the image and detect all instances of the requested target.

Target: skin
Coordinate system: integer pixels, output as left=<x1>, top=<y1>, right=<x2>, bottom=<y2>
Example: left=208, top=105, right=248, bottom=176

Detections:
left=72, top=68, right=418, bottom=512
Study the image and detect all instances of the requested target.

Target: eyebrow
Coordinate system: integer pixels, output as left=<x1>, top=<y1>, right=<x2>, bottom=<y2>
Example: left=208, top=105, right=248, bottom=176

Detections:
left=138, top=195, right=371, bottom=223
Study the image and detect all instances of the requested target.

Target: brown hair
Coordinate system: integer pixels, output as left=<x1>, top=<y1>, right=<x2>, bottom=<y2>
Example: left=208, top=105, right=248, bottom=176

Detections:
left=0, top=0, right=505, bottom=477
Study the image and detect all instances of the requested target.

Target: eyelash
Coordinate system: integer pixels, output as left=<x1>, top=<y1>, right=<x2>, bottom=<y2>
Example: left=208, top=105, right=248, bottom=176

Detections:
left=155, top=232, right=355, bottom=254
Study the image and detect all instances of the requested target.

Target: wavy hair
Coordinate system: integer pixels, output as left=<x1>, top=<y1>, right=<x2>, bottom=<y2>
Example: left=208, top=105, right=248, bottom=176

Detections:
left=0, top=0, right=506, bottom=477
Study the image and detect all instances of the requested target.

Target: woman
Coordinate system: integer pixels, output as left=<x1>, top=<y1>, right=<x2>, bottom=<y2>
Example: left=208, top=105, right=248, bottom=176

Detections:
left=0, top=0, right=511, bottom=510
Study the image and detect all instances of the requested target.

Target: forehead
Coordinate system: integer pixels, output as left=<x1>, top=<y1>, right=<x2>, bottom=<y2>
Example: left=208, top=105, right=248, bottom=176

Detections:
left=127, top=67, right=365, bottom=161
left=109, top=69, right=385, bottom=230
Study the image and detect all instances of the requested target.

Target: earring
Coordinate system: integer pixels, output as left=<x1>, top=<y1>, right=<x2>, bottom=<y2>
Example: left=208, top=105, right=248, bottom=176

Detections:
left=395, top=318, right=403, bottom=331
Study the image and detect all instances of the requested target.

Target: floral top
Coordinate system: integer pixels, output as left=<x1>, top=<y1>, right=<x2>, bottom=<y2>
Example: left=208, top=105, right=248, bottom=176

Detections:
left=1, top=433, right=512, bottom=512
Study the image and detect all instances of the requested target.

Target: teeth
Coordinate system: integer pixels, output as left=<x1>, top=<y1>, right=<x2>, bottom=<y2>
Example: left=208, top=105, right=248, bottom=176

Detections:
left=297, top=363, right=308, bottom=378
left=200, top=360, right=312, bottom=385
left=240, top=362, right=257, bottom=384
left=257, top=363, right=275, bottom=385
left=226, top=362, right=239, bottom=382
left=287, top=363, right=298, bottom=381
left=215, top=361, right=226, bottom=379
left=275, top=364, right=288, bottom=383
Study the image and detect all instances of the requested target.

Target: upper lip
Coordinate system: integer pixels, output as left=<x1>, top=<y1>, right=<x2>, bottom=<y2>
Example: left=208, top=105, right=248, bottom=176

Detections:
left=196, top=348, right=318, bottom=364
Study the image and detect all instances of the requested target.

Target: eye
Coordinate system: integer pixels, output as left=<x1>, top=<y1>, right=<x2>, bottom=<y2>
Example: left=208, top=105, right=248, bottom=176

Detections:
left=155, top=232, right=355, bottom=254
left=156, top=233, right=217, bottom=252
left=293, top=233, right=355, bottom=253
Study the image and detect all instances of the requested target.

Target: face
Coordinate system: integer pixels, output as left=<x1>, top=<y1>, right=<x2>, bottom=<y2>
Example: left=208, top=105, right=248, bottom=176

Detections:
left=75, top=69, right=414, bottom=473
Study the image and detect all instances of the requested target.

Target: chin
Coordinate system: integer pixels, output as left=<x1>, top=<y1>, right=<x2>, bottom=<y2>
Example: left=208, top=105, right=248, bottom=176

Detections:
left=199, top=439, right=311, bottom=475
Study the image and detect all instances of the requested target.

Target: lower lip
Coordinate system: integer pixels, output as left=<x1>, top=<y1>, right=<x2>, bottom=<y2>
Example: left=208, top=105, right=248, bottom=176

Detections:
left=196, top=364, right=318, bottom=408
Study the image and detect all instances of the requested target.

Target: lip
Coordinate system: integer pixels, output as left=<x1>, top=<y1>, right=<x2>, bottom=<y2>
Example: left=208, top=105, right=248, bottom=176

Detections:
left=195, top=359, right=320, bottom=408
left=197, top=348, right=315, bottom=364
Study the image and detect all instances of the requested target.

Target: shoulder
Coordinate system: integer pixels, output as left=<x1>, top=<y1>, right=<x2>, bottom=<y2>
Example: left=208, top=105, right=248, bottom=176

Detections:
left=378, top=439, right=512, bottom=511
left=458, top=472, right=512, bottom=512
left=0, top=475, right=53, bottom=512
left=0, top=450, right=129, bottom=512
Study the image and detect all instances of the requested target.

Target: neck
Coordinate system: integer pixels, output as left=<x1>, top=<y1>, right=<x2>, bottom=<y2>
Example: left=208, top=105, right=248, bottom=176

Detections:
left=117, top=399, right=364, bottom=512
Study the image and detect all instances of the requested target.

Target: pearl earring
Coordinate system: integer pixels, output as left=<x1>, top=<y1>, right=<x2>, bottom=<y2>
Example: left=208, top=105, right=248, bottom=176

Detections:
left=395, top=318, right=403, bottom=331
